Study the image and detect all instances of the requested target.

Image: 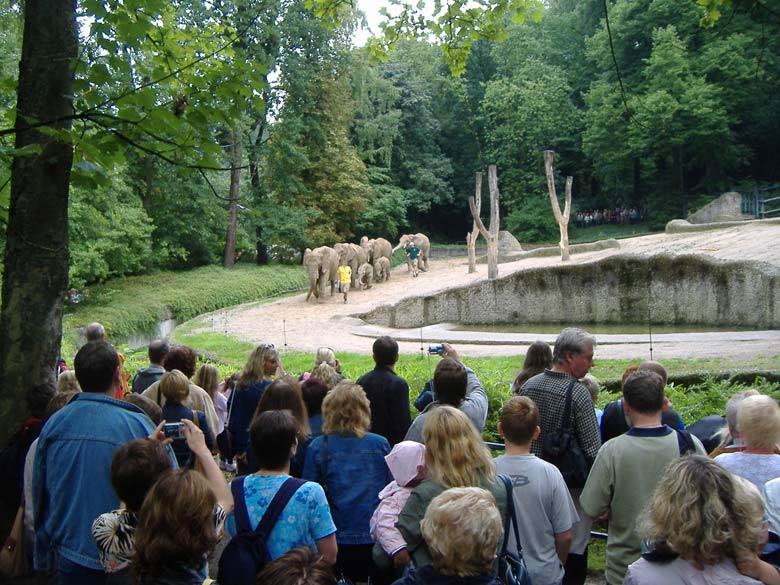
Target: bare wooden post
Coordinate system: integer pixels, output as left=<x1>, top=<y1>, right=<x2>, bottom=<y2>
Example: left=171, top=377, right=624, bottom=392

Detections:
left=466, top=173, right=482, bottom=273
left=469, top=165, right=500, bottom=279
left=544, top=150, right=573, bottom=261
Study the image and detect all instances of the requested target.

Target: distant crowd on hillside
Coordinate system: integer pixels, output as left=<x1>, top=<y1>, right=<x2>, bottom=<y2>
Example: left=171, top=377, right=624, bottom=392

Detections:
left=3, top=324, right=780, bottom=585
left=575, top=207, right=647, bottom=228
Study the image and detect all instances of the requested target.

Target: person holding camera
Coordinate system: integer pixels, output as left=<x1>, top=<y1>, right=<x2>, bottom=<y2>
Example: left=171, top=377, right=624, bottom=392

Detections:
left=403, top=343, right=488, bottom=444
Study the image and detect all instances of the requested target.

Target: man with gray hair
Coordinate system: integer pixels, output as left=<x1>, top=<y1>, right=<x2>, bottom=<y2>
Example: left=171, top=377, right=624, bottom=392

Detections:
left=518, top=327, right=600, bottom=585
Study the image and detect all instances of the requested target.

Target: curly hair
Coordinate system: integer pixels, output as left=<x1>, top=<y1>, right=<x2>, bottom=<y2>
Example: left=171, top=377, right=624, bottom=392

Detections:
left=253, top=376, right=310, bottom=439
left=637, top=455, right=765, bottom=565
left=56, top=370, right=81, bottom=394
left=255, top=546, right=335, bottom=585
left=322, top=381, right=371, bottom=438
left=162, top=346, right=197, bottom=378
left=738, top=394, right=780, bottom=451
left=421, top=487, right=503, bottom=577
left=422, top=406, right=495, bottom=488
left=133, top=469, right=218, bottom=582
left=238, top=344, right=279, bottom=387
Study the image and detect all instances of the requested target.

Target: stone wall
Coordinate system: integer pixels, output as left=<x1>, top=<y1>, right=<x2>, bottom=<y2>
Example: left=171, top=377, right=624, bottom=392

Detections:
left=360, top=254, right=780, bottom=329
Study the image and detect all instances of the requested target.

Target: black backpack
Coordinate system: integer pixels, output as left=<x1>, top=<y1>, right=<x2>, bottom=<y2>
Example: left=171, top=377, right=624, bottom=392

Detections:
left=218, top=476, right=305, bottom=585
left=541, top=379, right=592, bottom=489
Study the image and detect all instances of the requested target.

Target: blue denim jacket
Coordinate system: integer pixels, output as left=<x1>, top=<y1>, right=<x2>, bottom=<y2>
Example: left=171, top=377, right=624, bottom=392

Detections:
left=302, top=432, right=392, bottom=545
left=226, top=380, right=270, bottom=455
left=33, top=393, right=159, bottom=571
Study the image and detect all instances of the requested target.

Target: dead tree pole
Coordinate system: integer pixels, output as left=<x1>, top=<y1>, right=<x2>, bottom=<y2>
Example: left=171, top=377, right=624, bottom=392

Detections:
left=544, top=150, right=573, bottom=261
left=469, top=165, right=500, bottom=279
left=466, top=173, right=482, bottom=273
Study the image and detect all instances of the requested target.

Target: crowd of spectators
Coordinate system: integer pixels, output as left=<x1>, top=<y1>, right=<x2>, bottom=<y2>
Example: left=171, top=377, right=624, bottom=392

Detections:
left=575, top=208, right=646, bottom=229
left=2, top=326, right=779, bottom=585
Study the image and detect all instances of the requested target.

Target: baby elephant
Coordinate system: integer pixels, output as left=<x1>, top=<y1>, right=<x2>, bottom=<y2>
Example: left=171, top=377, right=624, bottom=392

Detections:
left=374, top=257, right=390, bottom=283
left=357, top=262, right=374, bottom=290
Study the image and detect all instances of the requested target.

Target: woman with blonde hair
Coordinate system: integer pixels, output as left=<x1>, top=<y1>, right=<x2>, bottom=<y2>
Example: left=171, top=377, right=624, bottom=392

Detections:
left=714, top=394, right=780, bottom=489
left=193, top=364, right=226, bottom=434
left=624, top=456, right=765, bottom=584
left=303, top=381, right=393, bottom=583
left=311, top=362, right=344, bottom=390
left=228, top=343, right=283, bottom=475
left=397, top=406, right=508, bottom=569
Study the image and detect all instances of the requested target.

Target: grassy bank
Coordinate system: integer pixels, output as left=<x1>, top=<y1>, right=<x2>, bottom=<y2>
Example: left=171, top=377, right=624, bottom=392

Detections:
left=62, top=264, right=307, bottom=356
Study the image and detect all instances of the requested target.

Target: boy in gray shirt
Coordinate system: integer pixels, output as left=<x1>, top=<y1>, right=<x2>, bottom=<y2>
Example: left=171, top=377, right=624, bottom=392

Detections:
left=495, top=396, right=579, bottom=585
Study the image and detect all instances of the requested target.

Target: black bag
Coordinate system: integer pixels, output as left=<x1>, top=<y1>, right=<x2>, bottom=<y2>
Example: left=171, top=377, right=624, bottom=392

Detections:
left=498, top=475, right=533, bottom=585
left=218, top=476, right=304, bottom=585
left=541, top=379, right=591, bottom=489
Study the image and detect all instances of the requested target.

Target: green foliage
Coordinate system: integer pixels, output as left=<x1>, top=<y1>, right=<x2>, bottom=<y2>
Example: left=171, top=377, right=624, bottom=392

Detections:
left=505, top=196, right=561, bottom=243
left=69, top=169, right=154, bottom=287
left=62, top=264, right=307, bottom=346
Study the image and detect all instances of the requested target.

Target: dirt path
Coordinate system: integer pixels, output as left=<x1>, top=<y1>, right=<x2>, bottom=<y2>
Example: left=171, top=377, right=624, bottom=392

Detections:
left=189, top=221, right=780, bottom=360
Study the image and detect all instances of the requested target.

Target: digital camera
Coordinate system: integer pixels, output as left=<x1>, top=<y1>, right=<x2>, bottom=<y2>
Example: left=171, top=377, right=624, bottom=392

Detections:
left=428, top=344, right=444, bottom=355
left=163, top=422, right=184, bottom=439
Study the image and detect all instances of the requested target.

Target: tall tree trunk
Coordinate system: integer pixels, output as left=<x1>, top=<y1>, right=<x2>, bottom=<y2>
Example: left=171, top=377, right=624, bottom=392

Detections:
left=544, top=150, right=573, bottom=262
left=223, top=129, right=242, bottom=269
left=142, top=156, right=154, bottom=211
left=466, top=172, right=482, bottom=273
left=469, top=165, right=500, bottom=280
left=0, top=0, right=77, bottom=443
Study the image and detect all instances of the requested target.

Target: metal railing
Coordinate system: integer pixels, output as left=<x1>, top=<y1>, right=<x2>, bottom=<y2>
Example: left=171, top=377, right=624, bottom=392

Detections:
left=742, top=185, right=780, bottom=218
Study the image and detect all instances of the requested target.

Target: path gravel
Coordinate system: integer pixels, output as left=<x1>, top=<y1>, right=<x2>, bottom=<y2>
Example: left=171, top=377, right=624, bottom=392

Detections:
left=188, top=221, right=780, bottom=361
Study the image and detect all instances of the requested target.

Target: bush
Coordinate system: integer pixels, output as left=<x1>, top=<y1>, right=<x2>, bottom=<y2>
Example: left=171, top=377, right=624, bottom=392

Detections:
left=505, top=196, right=560, bottom=243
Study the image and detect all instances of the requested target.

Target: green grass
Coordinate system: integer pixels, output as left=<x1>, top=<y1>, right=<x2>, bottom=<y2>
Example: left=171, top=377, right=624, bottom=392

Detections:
left=61, top=264, right=308, bottom=357
left=569, top=223, right=652, bottom=243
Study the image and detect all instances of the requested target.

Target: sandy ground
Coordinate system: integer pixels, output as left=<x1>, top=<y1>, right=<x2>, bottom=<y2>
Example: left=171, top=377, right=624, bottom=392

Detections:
left=188, top=220, right=780, bottom=361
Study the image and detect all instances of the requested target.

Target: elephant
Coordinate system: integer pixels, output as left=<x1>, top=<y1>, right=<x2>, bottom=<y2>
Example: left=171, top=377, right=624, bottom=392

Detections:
left=334, top=242, right=368, bottom=286
left=373, top=256, right=391, bottom=283
left=357, top=262, right=374, bottom=290
left=361, top=237, right=393, bottom=264
left=392, top=233, right=430, bottom=273
left=303, top=245, right=339, bottom=301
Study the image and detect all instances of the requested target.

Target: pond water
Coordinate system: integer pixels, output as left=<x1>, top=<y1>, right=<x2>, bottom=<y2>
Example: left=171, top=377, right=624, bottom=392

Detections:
left=451, top=322, right=762, bottom=335
left=122, top=318, right=177, bottom=349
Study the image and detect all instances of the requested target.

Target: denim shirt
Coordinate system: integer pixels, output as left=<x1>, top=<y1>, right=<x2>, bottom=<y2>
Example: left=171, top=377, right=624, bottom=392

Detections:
left=33, top=393, right=159, bottom=571
left=302, top=432, right=392, bottom=545
left=226, top=380, right=270, bottom=455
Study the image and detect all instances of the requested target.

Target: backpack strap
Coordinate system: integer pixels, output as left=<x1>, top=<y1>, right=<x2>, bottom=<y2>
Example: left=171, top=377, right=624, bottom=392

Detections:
left=561, top=378, right=577, bottom=432
left=498, top=474, right=524, bottom=555
left=254, top=477, right=305, bottom=539
left=230, top=476, right=251, bottom=533
left=676, top=429, right=696, bottom=456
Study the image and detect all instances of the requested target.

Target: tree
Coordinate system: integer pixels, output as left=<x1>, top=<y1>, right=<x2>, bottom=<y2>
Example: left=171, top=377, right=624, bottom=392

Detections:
left=0, top=0, right=77, bottom=441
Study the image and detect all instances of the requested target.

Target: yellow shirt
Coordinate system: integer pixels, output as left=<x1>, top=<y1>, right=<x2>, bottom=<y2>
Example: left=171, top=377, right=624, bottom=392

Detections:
left=338, top=265, right=352, bottom=284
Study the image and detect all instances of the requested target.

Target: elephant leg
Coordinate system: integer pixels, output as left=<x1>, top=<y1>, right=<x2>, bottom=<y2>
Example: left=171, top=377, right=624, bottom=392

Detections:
left=421, top=254, right=428, bottom=271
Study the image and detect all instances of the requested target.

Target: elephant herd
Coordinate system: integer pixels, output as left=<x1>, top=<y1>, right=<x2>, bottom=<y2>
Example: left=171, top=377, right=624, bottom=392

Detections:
left=303, top=233, right=430, bottom=302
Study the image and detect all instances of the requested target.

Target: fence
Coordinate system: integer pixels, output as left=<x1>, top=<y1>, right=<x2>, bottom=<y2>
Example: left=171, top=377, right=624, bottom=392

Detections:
left=742, top=185, right=780, bottom=218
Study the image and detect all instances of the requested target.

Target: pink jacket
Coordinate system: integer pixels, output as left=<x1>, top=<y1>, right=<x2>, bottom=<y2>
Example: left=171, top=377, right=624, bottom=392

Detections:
left=370, top=441, right=426, bottom=556
left=370, top=481, right=414, bottom=555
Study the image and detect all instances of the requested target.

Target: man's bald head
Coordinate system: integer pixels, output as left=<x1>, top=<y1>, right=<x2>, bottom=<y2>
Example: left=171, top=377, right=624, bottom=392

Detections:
left=85, top=322, right=106, bottom=342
